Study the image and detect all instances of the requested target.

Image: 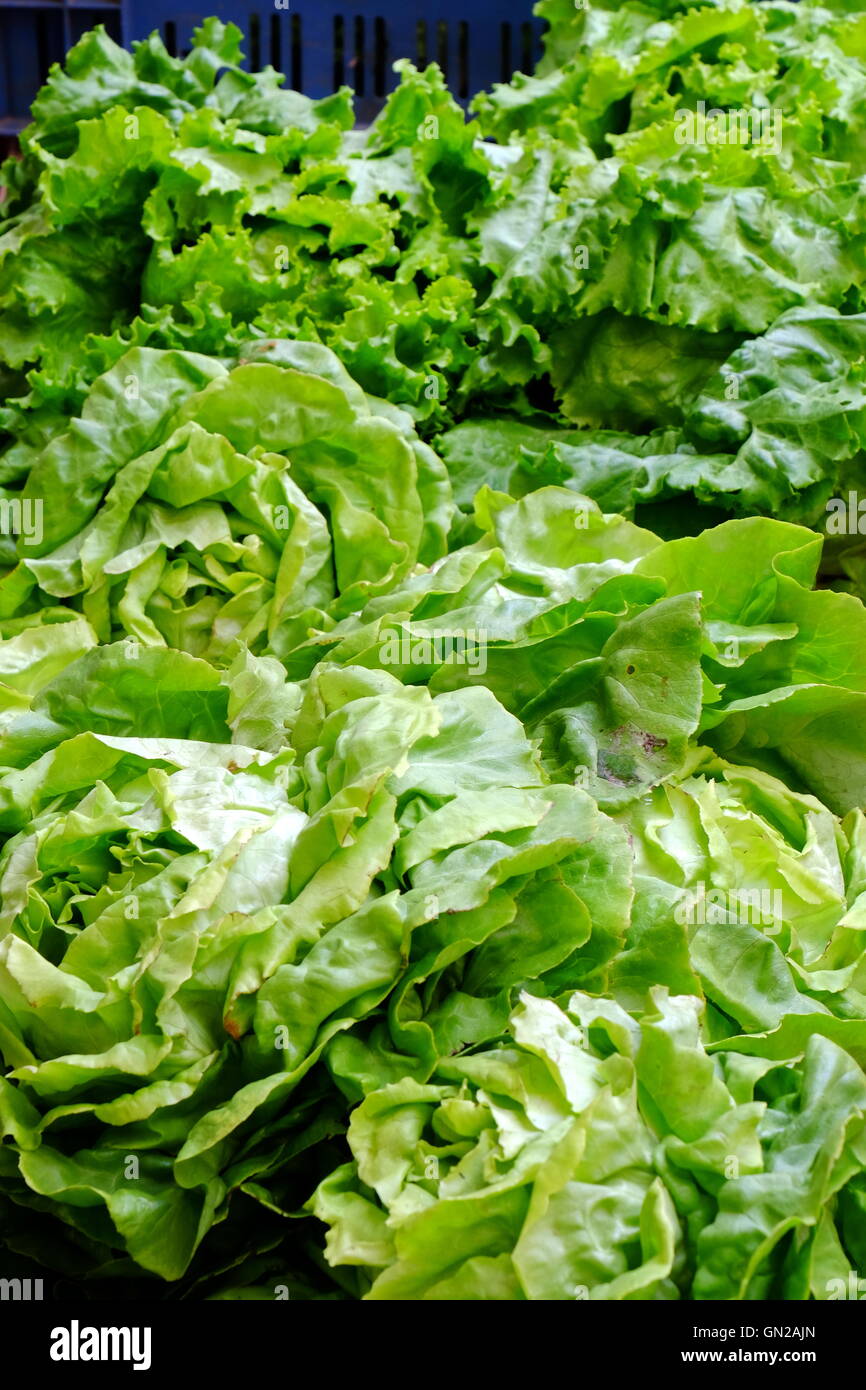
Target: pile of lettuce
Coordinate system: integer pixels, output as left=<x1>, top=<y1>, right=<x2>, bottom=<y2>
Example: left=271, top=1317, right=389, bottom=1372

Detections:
left=4, top=1, right=866, bottom=559
left=1, top=0, right=866, bottom=1301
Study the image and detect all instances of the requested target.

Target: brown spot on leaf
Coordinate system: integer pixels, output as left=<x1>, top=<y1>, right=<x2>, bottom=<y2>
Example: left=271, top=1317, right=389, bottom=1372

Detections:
left=640, top=733, right=668, bottom=755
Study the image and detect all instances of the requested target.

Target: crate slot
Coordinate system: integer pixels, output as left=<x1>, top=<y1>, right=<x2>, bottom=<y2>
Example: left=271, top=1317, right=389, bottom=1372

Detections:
left=353, top=13, right=364, bottom=95
left=436, top=18, right=447, bottom=82
left=291, top=11, right=302, bottom=90
left=35, top=7, right=51, bottom=77
left=374, top=15, right=386, bottom=97
left=333, top=12, right=344, bottom=89
left=457, top=19, right=468, bottom=99
left=249, top=11, right=261, bottom=71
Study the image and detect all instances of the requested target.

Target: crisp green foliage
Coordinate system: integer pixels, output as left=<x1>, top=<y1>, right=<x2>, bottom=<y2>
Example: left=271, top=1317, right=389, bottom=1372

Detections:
left=1, top=3, right=866, bottom=1300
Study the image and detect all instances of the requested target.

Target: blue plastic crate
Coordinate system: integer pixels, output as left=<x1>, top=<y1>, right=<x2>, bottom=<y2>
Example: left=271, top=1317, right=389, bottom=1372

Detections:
left=0, top=1, right=125, bottom=135
left=0, top=0, right=544, bottom=134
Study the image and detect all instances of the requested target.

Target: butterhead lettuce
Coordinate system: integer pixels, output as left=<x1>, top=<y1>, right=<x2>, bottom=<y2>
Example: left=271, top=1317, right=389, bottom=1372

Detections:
left=1, top=2, right=866, bottom=1301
